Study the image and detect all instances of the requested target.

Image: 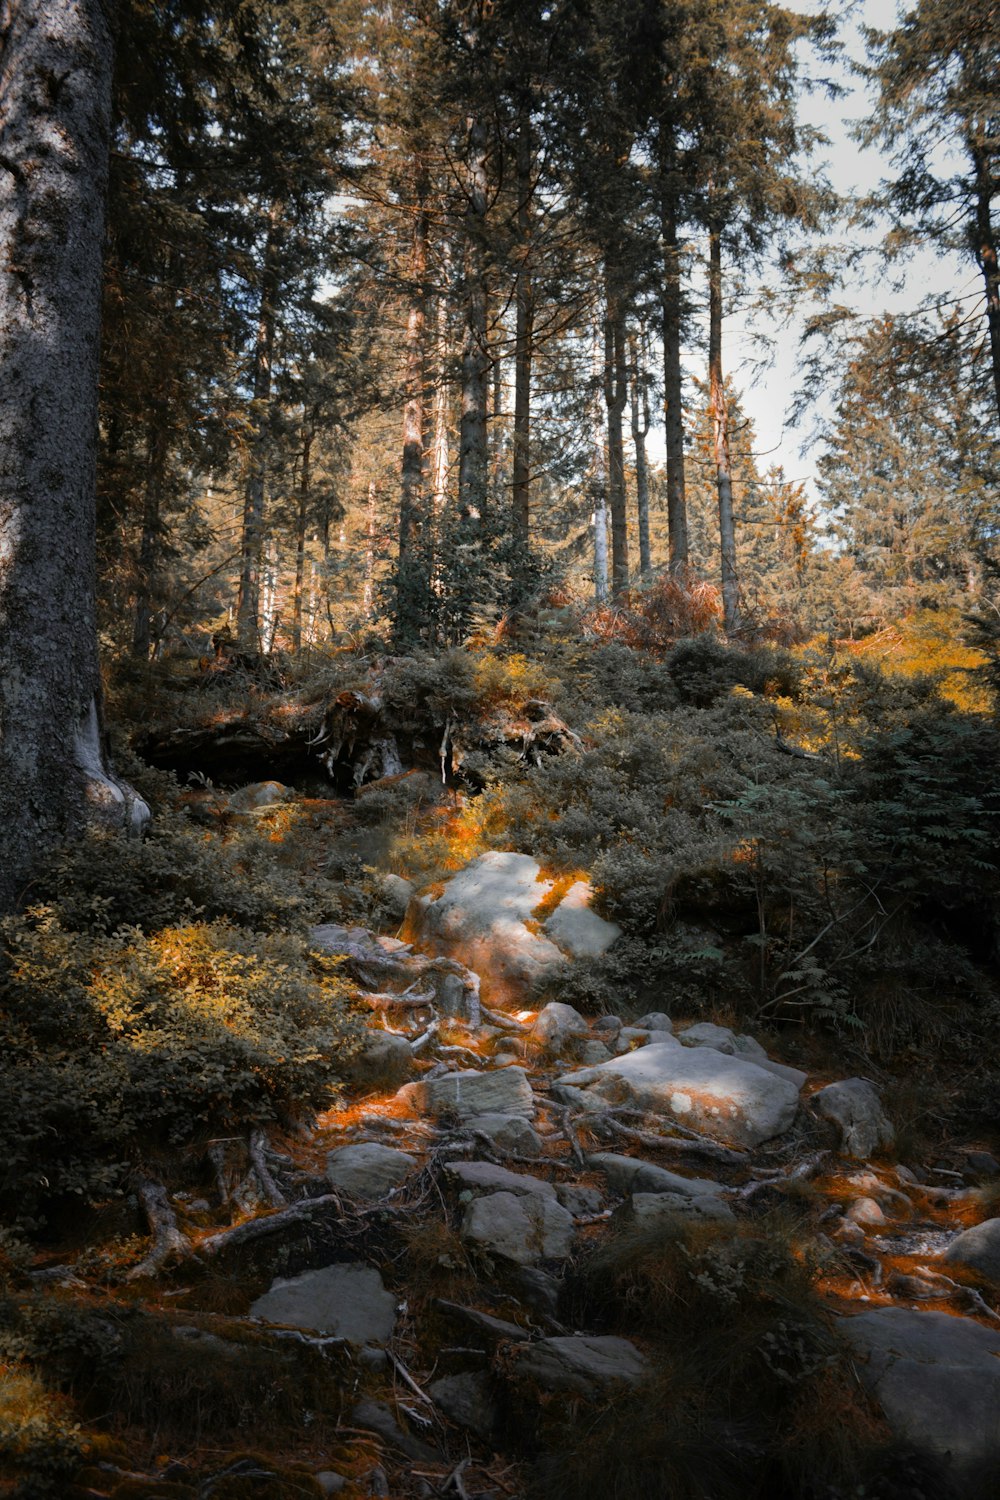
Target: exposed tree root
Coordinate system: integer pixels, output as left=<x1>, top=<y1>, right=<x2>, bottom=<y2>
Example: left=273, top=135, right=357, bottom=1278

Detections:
left=127, top=1179, right=193, bottom=1280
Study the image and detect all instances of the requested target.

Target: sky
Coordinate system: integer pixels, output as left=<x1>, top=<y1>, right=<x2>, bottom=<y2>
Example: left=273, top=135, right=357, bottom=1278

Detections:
left=704, top=0, right=967, bottom=505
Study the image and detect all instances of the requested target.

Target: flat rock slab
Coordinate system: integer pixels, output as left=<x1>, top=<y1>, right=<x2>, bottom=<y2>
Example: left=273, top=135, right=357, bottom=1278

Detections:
left=509, top=1335, right=651, bottom=1396
left=466, top=1112, right=543, bottom=1156
left=325, top=1142, right=417, bottom=1199
left=444, top=1160, right=556, bottom=1199
left=541, top=880, right=621, bottom=959
left=678, top=1022, right=807, bottom=1090
left=250, top=1263, right=397, bottom=1345
left=625, top=1190, right=736, bottom=1225
left=841, top=1307, right=1000, bottom=1493
left=462, top=1190, right=575, bottom=1265
left=557, top=1042, right=800, bottom=1148
left=942, top=1217, right=1000, bottom=1283
left=397, top=1065, right=535, bottom=1120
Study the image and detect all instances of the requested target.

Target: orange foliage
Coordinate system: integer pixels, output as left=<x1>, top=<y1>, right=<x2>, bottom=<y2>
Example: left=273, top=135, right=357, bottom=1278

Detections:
left=582, top=572, right=723, bottom=654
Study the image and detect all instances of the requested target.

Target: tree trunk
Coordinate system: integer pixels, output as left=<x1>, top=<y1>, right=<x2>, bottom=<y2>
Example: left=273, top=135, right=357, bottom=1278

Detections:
left=709, top=228, right=740, bottom=636
left=132, top=418, right=169, bottom=658
left=363, top=479, right=377, bottom=620
left=0, top=0, right=147, bottom=912
left=630, top=331, right=652, bottom=576
left=236, top=198, right=283, bottom=648
left=603, top=275, right=629, bottom=595
left=512, top=107, right=535, bottom=544
left=292, top=424, right=313, bottom=652
left=457, top=116, right=489, bottom=531
left=659, top=134, right=689, bottom=571
left=590, top=321, right=609, bottom=603
left=398, top=167, right=429, bottom=636
left=971, top=137, right=1000, bottom=429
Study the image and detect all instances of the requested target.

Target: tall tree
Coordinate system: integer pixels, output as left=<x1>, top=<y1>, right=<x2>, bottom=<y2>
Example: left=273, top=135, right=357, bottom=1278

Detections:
left=0, top=0, right=148, bottom=914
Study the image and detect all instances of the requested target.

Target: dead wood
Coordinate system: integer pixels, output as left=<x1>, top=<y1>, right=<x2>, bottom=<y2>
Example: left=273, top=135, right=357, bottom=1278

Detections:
left=248, top=1130, right=288, bottom=1208
left=127, top=1179, right=193, bottom=1280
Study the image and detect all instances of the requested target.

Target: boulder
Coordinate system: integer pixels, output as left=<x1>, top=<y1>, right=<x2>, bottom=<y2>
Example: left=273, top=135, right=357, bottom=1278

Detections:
left=443, top=1160, right=556, bottom=1199
left=508, top=1335, right=651, bottom=1397
left=530, top=1001, right=589, bottom=1054
left=227, top=780, right=293, bottom=812
left=379, top=873, right=414, bottom=922
left=812, top=1078, right=894, bottom=1159
left=575, top=1039, right=613, bottom=1066
left=556, top=1041, right=800, bottom=1148
left=351, top=1398, right=437, bottom=1462
left=556, top=1183, right=604, bottom=1217
left=397, top=1065, right=535, bottom=1121
left=408, top=852, right=618, bottom=1001
left=942, top=1217, right=1000, bottom=1283
left=462, top=1191, right=575, bottom=1265
left=346, top=1031, right=415, bottom=1091
left=625, top=1190, right=735, bottom=1225
left=427, top=1372, right=498, bottom=1439
left=325, top=1143, right=417, bottom=1199
left=841, top=1307, right=1000, bottom=1493
left=251, top=1264, right=397, bottom=1345
left=467, top=1112, right=543, bottom=1157
left=541, top=880, right=622, bottom=959
left=634, top=1012, right=673, bottom=1033
left=678, top=1022, right=807, bottom=1090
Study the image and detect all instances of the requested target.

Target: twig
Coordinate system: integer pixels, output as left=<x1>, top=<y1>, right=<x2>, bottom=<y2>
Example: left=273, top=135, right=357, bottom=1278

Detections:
left=388, top=1351, right=437, bottom=1407
left=558, top=1106, right=586, bottom=1167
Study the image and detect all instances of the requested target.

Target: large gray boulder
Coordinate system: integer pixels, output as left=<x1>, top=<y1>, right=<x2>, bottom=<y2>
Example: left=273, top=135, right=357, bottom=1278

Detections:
left=841, top=1307, right=1000, bottom=1494
left=556, top=1040, right=800, bottom=1148
left=325, top=1143, right=417, bottom=1200
left=942, top=1217, right=1000, bottom=1283
left=251, top=1264, right=397, bottom=1345
left=508, top=1335, right=651, bottom=1396
left=812, top=1078, right=894, bottom=1159
left=677, top=1022, right=807, bottom=1090
left=530, top=1001, right=590, bottom=1054
left=397, top=1065, right=534, bottom=1121
left=408, top=852, right=619, bottom=1001
left=344, top=1030, right=415, bottom=1090
left=462, top=1190, right=575, bottom=1265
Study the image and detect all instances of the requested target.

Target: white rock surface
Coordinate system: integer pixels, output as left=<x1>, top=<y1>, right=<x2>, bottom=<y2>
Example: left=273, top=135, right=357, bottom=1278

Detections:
left=678, top=1022, right=807, bottom=1089
left=541, top=880, right=622, bottom=959
left=557, top=1040, right=800, bottom=1148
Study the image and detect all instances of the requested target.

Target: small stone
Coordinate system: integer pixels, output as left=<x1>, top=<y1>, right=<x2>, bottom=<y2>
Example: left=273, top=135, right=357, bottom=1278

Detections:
left=346, top=1031, right=416, bottom=1090
left=530, top=1001, right=589, bottom=1052
left=314, top=1473, right=348, bottom=1497
left=846, top=1196, right=885, bottom=1228
left=351, top=1398, right=437, bottom=1461
left=228, top=780, right=292, bottom=811
left=964, top=1151, right=1000, bottom=1182
left=468, top=1112, right=543, bottom=1156
left=326, top=1143, right=417, bottom=1199
left=634, top=1012, right=673, bottom=1032
left=574, top=1039, right=612, bottom=1066
left=380, top=873, right=414, bottom=921
left=592, top=1014, right=623, bottom=1036
left=556, top=1183, right=604, bottom=1217
left=427, top=1371, right=498, bottom=1439
left=812, top=1078, right=894, bottom=1159
left=462, top=1190, right=575, bottom=1265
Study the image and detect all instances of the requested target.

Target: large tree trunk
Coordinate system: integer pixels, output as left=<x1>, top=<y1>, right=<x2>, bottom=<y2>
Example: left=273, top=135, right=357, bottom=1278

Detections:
left=236, top=198, right=283, bottom=648
left=603, top=275, right=629, bottom=595
left=590, top=320, right=609, bottom=603
left=971, top=138, right=1000, bottom=429
left=629, top=331, right=652, bottom=576
left=0, top=0, right=147, bottom=913
left=708, top=228, right=740, bottom=636
left=511, top=109, right=534, bottom=543
left=659, top=135, right=689, bottom=571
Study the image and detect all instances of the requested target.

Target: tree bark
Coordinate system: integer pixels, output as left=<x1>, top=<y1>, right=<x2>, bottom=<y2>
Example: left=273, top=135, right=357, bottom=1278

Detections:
left=659, top=135, right=689, bottom=571
left=590, top=320, right=609, bottom=603
left=708, top=228, right=740, bottom=636
left=0, top=0, right=147, bottom=913
left=291, top=423, right=313, bottom=652
left=398, top=167, right=429, bottom=633
left=457, top=115, right=489, bottom=531
left=971, top=136, right=1000, bottom=429
left=511, top=109, right=534, bottom=542
left=131, top=417, right=168, bottom=658
left=629, top=331, right=652, bottom=576
left=603, top=274, right=629, bottom=595
left=236, top=198, right=284, bottom=649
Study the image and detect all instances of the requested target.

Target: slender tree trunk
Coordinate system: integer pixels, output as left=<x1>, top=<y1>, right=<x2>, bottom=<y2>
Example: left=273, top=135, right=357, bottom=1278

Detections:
left=971, top=137, right=1000, bottom=429
left=399, top=168, right=429, bottom=618
left=603, top=274, right=629, bottom=594
left=132, top=418, right=169, bottom=658
left=630, top=331, right=652, bottom=576
left=292, top=424, right=313, bottom=652
left=659, top=131, right=688, bottom=571
left=458, top=115, right=489, bottom=531
left=591, top=321, right=609, bottom=603
left=0, top=0, right=148, bottom=912
left=709, top=228, right=740, bottom=636
left=363, top=480, right=378, bottom=620
left=236, top=198, right=283, bottom=648
left=512, top=108, right=534, bottom=543
left=427, top=266, right=451, bottom=643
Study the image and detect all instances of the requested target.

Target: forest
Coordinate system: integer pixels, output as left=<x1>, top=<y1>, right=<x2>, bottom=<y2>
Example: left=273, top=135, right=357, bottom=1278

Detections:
left=0, top=0, right=999, bottom=1496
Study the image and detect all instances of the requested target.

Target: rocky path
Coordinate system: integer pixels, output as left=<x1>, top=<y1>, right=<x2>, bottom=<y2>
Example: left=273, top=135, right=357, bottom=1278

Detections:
left=92, top=848, right=1000, bottom=1499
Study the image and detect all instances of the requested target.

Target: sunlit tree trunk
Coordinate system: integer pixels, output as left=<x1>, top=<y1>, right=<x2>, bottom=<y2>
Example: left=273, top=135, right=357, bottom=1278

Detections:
left=709, top=227, right=740, bottom=635
left=398, top=165, right=429, bottom=636
left=659, top=132, right=688, bottom=571
left=237, top=198, right=283, bottom=648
